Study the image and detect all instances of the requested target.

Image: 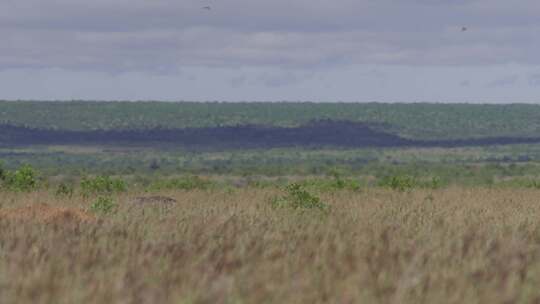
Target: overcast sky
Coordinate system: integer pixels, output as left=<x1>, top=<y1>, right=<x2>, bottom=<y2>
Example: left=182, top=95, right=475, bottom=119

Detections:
left=1, top=0, right=539, bottom=102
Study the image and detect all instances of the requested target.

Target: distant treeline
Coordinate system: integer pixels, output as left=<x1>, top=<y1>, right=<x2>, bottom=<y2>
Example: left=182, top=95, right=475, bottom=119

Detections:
left=2, top=101, right=540, bottom=140
left=2, top=120, right=540, bottom=149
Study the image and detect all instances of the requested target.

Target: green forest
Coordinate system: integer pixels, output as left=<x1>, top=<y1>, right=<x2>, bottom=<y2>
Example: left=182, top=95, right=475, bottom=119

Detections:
left=1, top=101, right=539, bottom=140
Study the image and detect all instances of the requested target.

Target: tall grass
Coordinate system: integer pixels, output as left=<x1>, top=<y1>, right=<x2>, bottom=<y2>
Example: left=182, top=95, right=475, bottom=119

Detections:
left=1, top=187, right=540, bottom=303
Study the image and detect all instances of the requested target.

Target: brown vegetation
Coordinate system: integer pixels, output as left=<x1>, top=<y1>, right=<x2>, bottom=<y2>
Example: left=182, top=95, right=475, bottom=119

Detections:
left=2, top=188, right=540, bottom=303
left=0, top=203, right=96, bottom=224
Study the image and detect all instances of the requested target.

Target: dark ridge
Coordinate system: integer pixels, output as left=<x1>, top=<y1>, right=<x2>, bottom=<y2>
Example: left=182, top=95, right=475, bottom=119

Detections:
left=1, top=120, right=540, bottom=149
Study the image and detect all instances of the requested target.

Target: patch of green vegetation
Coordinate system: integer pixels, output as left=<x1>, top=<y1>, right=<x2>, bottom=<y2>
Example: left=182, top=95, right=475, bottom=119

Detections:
left=4, top=143, right=540, bottom=189
left=270, top=183, right=329, bottom=212
left=4, top=144, right=540, bottom=179
left=80, top=176, right=127, bottom=197
left=0, top=161, right=6, bottom=181
left=378, top=174, right=417, bottom=192
left=55, top=182, right=74, bottom=198
left=0, top=163, right=40, bottom=192
left=90, top=196, right=117, bottom=214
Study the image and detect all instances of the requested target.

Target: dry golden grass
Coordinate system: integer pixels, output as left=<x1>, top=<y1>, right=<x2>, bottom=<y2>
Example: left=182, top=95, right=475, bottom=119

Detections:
left=2, top=187, right=540, bottom=303
left=0, top=203, right=96, bottom=224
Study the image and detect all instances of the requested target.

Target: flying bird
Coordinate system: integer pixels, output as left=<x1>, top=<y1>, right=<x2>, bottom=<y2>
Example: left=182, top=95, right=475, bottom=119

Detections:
left=202, top=6, right=211, bottom=10
left=461, top=27, right=468, bottom=32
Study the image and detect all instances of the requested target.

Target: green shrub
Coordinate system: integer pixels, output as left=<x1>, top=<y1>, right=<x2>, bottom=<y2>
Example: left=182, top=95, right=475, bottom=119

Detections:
left=378, top=174, right=417, bottom=192
left=2, top=164, right=40, bottom=192
left=270, top=183, right=329, bottom=212
left=90, top=196, right=117, bottom=214
left=146, top=176, right=212, bottom=192
left=525, top=180, right=540, bottom=189
left=55, top=183, right=74, bottom=198
left=0, top=161, right=6, bottom=182
left=325, top=169, right=361, bottom=191
left=80, top=176, right=126, bottom=197
left=428, top=176, right=443, bottom=189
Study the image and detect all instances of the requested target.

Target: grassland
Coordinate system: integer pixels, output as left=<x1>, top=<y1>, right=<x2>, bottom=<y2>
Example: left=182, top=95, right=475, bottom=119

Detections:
left=2, top=186, right=540, bottom=303
left=3, top=144, right=540, bottom=187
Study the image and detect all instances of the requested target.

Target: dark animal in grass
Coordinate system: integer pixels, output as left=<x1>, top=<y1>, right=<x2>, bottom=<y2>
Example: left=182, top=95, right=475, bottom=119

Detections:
left=129, top=196, right=177, bottom=207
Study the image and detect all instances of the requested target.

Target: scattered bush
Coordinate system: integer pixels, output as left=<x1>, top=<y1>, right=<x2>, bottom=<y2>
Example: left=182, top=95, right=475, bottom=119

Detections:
left=55, top=183, right=74, bottom=198
left=0, top=161, right=6, bottom=182
left=329, top=170, right=361, bottom=191
left=378, top=174, right=417, bottom=192
left=81, top=176, right=126, bottom=197
left=1, top=164, right=40, bottom=192
left=522, top=180, right=540, bottom=189
left=328, top=169, right=346, bottom=189
left=428, top=176, right=443, bottom=189
left=270, top=183, right=329, bottom=212
left=146, top=176, right=213, bottom=192
left=90, top=196, right=117, bottom=214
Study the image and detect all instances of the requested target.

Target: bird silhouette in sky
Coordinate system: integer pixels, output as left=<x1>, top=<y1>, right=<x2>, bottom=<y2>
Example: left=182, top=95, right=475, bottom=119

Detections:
left=202, top=6, right=211, bottom=10
left=461, top=27, right=468, bottom=32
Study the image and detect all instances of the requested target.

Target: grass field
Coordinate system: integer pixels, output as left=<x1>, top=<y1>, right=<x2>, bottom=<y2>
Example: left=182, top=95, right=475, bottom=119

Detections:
left=4, top=144, right=540, bottom=180
left=2, top=186, right=540, bottom=303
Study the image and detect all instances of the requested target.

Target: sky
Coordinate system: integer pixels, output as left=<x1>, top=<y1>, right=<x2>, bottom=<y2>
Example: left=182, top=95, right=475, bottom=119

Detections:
left=1, top=0, right=539, bottom=102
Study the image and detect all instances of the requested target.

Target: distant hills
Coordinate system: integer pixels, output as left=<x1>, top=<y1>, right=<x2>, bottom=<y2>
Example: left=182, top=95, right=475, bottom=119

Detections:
left=2, top=120, right=540, bottom=150
left=1, top=101, right=540, bottom=141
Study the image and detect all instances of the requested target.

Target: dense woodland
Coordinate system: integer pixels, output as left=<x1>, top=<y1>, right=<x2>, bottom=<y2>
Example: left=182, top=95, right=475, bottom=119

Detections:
left=1, top=101, right=540, bottom=140
left=3, top=121, right=540, bottom=149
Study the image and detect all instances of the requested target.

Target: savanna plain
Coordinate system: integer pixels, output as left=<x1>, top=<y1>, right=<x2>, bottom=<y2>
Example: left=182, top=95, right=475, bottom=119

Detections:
left=4, top=102, right=540, bottom=303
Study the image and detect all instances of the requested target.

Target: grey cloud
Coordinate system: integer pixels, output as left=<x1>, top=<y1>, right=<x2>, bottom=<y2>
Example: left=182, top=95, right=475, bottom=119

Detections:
left=257, top=72, right=302, bottom=88
left=459, top=80, right=470, bottom=87
left=486, top=75, right=519, bottom=88
left=227, top=70, right=312, bottom=88
left=1, top=0, right=540, bottom=73
left=229, top=75, right=247, bottom=88
left=529, top=74, right=540, bottom=86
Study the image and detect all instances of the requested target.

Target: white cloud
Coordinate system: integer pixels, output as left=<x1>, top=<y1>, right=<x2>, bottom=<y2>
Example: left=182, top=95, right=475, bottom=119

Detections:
left=1, top=0, right=540, bottom=72
left=486, top=75, right=519, bottom=88
left=2, top=0, right=540, bottom=101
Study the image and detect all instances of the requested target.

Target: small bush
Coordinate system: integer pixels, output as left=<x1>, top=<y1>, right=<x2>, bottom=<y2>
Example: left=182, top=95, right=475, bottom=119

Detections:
left=90, top=196, right=117, bottom=214
left=0, top=161, right=6, bottom=182
left=81, top=176, right=126, bottom=197
left=2, top=164, right=40, bottom=192
left=55, top=183, right=74, bottom=198
left=329, top=171, right=361, bottom=191
left=524, top=180, right=540, bottom=189
left=321, top=169, right=361, bottom=191
left=378, top=174, right=417, bottom=192
left=427, top=176, right=443, bottom=189
left=270, top=183, right=329, bottom=212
